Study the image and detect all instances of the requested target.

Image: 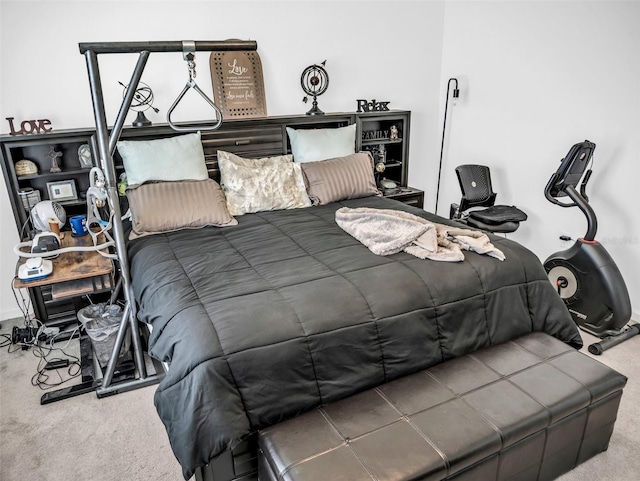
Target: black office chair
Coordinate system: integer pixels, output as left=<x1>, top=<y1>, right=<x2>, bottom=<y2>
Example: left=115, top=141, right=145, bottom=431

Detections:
left=450, top=164, right=527, bottom=233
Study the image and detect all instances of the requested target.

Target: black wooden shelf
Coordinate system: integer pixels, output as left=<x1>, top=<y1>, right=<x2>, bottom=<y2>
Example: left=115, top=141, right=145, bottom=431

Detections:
left=361, top=138, right=403, bottom=146
left=17, top=168, right=92, bottom=180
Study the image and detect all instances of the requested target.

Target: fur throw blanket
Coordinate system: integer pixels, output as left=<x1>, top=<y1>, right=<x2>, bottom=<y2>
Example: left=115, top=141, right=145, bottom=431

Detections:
left=335, top=207, right=505, bottom=262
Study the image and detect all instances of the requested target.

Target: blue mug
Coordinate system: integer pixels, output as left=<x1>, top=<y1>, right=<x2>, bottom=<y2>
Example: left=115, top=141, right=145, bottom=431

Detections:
left=70, top=214, right=88, bottom=236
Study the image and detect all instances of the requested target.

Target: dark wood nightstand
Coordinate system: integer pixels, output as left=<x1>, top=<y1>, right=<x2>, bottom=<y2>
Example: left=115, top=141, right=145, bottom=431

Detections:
left=383, top=186, right=424, bottom=208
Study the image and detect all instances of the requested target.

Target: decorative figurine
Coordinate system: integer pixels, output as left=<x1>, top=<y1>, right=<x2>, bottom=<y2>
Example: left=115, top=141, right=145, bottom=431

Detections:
left=390, top=125, right=399, bottom=141
left=301, top=61, right=329, bottom=115
left=117, top=172, right=128, bottom=196
left=48, top=145, right=62, bottom=173
left=118, top=81, right=159, bottom=127
left=375, top=144, right=387, bottom=164
left=14, top=159, right=38, bottom=176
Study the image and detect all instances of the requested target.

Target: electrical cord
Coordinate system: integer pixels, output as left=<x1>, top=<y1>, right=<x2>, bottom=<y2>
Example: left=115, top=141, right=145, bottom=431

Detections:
left=8, top=279, right=40, bottom=352
left=19, top=215, right=31, bottom=241
left=5, top=279, right=83, bottom=388
left=31, top=340, right=81, bottom=390
left=11, top=280, right=32, bottom=321
left=12, top=321, right=83, bottom=389
left=13, top=237, right=116, bottom=259
left=0, top=334, right=12, bottom=348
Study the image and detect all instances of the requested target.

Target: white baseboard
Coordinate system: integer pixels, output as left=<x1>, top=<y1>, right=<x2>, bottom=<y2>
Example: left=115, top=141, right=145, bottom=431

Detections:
left=0, top=306, right=30, bottom=323
left=0, top=285, right=33, bottom=323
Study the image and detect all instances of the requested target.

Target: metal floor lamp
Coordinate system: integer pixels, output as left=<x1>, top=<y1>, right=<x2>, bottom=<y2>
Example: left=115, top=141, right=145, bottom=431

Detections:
left=435, top=77, right=459, bottom=216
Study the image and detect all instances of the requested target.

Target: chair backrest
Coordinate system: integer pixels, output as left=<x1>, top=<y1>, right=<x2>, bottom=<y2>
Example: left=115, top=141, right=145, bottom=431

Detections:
left=455, top=164, right=497, bottom=212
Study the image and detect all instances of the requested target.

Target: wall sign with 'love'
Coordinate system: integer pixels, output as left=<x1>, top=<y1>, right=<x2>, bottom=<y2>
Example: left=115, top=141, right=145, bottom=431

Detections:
left=6, top=117, right=53, bottom=136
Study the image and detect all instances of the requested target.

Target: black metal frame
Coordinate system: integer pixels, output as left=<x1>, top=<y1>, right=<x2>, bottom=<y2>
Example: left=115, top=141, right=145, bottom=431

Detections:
left=79, top=40, right=257, bottom=397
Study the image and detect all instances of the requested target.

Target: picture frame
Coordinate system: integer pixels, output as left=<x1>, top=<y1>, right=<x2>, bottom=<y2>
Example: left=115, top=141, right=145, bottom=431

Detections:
left=47, top=179, right=78, bottom=202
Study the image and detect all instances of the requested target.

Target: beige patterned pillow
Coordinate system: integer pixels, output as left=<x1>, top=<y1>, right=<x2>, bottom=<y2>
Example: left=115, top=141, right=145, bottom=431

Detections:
left=300, top=152, right=381, bottom=205
left=217, top=150, right=312, bottom=215
left=126, top=179, right=237, bottom=239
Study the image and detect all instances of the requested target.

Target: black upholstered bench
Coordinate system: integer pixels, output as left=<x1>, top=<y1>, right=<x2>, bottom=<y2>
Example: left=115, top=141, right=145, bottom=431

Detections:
left=258, top=332, right=627, bottom=481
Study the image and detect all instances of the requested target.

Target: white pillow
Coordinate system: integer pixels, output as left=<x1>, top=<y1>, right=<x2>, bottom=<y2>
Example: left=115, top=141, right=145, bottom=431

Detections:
left=217, top=150, right=312, bottom=216
left=117, top=132, right=208, bottom=186
left=286, top=123, right=356, bottom=163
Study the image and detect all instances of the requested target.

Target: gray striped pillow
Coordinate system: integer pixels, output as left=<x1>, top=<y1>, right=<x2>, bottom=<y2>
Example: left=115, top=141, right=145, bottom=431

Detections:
left=300, top=152, right=381, bottom=205
left=126, top=179, right=237, bottom=239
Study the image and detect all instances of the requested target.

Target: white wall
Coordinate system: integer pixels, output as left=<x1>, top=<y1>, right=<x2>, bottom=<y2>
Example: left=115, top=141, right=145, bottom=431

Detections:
left=1, top=0, right=638, bottom=322
left=0, top=0, right=445, bottom=320
left=438, top=0, right=640, bottom=321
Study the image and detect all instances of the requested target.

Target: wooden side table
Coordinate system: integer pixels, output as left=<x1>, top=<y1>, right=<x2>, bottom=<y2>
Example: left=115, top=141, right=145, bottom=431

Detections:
left=14, top=232, right=114, bottom=297
left=14, top=232, right=120, bottom=404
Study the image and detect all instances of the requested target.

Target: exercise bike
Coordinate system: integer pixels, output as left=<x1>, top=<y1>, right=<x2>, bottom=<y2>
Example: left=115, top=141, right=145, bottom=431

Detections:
left=544, top=140, right=638, bottom=354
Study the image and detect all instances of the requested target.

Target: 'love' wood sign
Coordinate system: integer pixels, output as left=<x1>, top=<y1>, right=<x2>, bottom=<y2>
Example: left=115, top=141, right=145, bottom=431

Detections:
left=6, top=117, right=52, bottom=135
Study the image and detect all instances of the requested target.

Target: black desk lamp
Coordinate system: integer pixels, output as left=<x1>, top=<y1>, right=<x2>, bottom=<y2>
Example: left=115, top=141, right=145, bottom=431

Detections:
left=435, top=78, right=460, bottom=215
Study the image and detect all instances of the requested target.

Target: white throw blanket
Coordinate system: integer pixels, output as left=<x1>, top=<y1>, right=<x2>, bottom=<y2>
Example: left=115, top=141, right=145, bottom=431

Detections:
left=335, top=207, right=505, bottom=262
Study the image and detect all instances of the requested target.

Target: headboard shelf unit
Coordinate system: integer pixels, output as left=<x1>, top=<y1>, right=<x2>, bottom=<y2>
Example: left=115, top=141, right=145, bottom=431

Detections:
left=3, top=110, right=418, bottom=246
left=1, top=128, right=97, bottom=232
left=356, top=111, right=410, bottom=188
left=2, top=110, right=415, bottom=235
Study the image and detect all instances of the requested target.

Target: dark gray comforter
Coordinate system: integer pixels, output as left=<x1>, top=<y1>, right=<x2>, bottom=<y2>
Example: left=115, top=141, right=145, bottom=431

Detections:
left=128, top=196, right=581, bottom=479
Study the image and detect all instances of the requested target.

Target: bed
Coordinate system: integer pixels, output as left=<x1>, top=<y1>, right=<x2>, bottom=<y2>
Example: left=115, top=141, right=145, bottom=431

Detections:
left=125, top=180, right=581, bottom=479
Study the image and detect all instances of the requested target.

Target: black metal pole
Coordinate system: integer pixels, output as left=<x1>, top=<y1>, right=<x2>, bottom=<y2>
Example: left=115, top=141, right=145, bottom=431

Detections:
left=84, top=49, right=147, bottom=388
left=79, top=40, right=257, bottom=55
left=109, top=51, right=151, bottom=154
left=108, top=50, right=150, bottom=378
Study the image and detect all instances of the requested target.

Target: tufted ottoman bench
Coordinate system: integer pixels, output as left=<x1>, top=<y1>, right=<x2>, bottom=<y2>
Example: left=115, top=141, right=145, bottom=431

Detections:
left=257, top=332, right=627, bottom=481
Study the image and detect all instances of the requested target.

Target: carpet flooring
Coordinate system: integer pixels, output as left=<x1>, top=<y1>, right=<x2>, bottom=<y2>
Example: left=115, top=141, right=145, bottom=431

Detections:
left=1, top=317, right=638, bottom=481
